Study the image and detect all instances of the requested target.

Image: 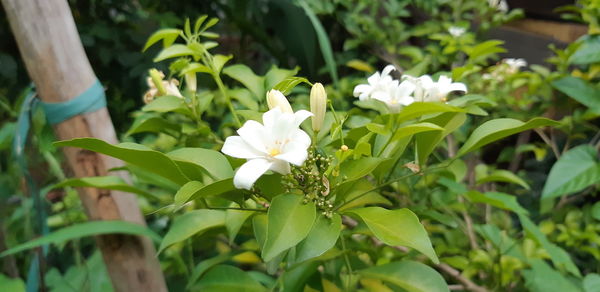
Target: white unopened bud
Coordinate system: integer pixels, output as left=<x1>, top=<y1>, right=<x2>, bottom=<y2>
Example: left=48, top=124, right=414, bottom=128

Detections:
left=266, top=90, right=293, bottom=113
left=185, top=72, right=197, bottom=92
left=310, top=83, right=327, bottom=132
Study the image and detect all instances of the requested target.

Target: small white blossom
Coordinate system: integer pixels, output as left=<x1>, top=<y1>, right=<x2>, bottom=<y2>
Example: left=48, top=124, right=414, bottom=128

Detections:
left=353, top=65, right=397, bottom=101
left=405, top=75, right=467, bottom=102
left=503, top=58, right=527, bottom=74
left=371, top=80, right=415, bottom=112
left=448, top=26, right=466, bottom=37
left=488, top=0, right=509, bottom=12
left=143, top=71, right=183, bottom=103
left=221, top=108, right=312, bottom=190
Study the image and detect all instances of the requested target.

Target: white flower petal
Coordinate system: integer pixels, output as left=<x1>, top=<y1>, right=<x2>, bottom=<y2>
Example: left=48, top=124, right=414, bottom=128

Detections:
left=367, top=72, right=381, bottom=85
left=293, top=110, right=313, bottom=128
left=221, top=136, right=264, bottom=159
left=353, top=84, right=372, bottom=97
left=262, top=108, right=282, bottom=129
left=381, top=65, right=396, bottom=77
left=237, top=120, right=268, bottom=153
left=270, top=159, right=291, bottom=174
left=448, top=82, right=467, bottom=93
left=233, top=158, right=272, bottom=190
left=276, top=142, right=309, bottom=166
left=291, top=129, right=311, bottom=148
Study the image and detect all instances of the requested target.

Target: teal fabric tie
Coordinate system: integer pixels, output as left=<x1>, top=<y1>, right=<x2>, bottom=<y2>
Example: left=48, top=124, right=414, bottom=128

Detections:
left=12, top=79, right=106, bottom=292
left=40, top=79, right=107, bottom=125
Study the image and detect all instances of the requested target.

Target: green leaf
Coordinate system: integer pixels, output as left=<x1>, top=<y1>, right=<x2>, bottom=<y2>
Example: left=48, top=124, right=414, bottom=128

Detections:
left=569, top=36, right=600, bottom=65
left=347, top=207, right=438, bottom=263
left=340, top=157, right=386, bottom=181
left=212, top=54, right=233, bottom=75
left=584, top=274, right=600, bottom=292
left=1, top=221, right=161, bottom=257
left=272, top=77, right=311, bottom=95
left=466, top=40, right=506, bottom=63
left=229, top=88, right=259, bottom=111
left=173, top=178, right=239, bottom=208
left=542, top=145, right=600, bottom=200
left=357, top=261, right=449, bottom=292
left=298, top=1, right=338, bottom=86
left=477, top=169, right=530, bottom=189
left=552, top=76, right=600, bottom=114
left=52, top=176, right=158, bottom=201
left=142, top=28, right=181, bottom=51
left=295, top=214, right=341, bottom=263
left=262, top=194, right=316, bottom=261
left=195, top=265, right=266, bottom=292
left=253, top=214, right=268, bottom=248
left=523, top=260, right=582, bottom=292
left=180, top=62, right=213, bottom=75
left=519, top=214, right=581, bottom=276
left=159, top=210, right=225, bottom=253
left=223, top=64, right=265, bottom=100
left=154, top=44, right=196, bottom=62
left=264, top=65, right=301, bottom=91
left=167, top=148, right=233, bottom=180
left=0, top=274, right=25, bottom=292
left=54, top=138, right=189, bottom=185
left=592, top=202, right=600, bottom=221
left=225, top=208, right=255, bottom=243
left=142, top=95, right=189, bottom=115
left=187, top=254, right=232, bottom=289
left=458, top=118, right=559, bottom=156
left=395, top=102, right=466, bottom=123
left=465, top=191, right=528, bottom=214
left=126, top=116, right=180, bottom=136
left=416, top=112, right=467, bottom=165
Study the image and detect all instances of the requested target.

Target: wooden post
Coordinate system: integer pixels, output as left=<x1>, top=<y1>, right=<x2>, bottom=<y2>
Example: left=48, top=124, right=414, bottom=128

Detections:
left=1, top=1, right=167, bottom=291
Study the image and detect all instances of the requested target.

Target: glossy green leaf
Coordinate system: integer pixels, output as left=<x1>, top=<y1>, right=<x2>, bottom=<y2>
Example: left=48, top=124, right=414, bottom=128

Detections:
left=347, top=207, right=438, bottom=263
left=225, top=207, right=255, bottom=243
left=295, top=214, right=341, bottom=263
left=584, top=274, right=600, bottom=292
left=477, top=169, right=530, bottom=189
left=264, top=65, right=301, bottom=91
left=167, top=148, right=233, bottom=180
left=569, top=36, right=600, bottom=65
left=458, top=118, right=560, bottom=156
left=272, top=77, right=311, bottom=95
left=253, top=214, right=268, bottom=249
left=52, top=176, right=157, bottom=201
left=465, top=191, right=528, bottom=214
left=262, top=194, right=316, bottom=261
left=159, top=210, right=225, bottom=253
left=154, top=44, right=196, bottom=62
left=552, top=76, right=600, bottom=113
left=416, top=112, right=467, bottom=165
left=126, top=116, right=180, bottom=136
left=1, top=221, right=160, bottom=257
left=340, top=157, right=387, bottom=182
left=223, top=64, right=265, bottom=100
left=180, top=63, right=213, bottom=75
left=395, top=102, right=465, bottom=123
left=542, top=145, right=600, bottom=200
left=523, top=260, right=582, bottom=292
left=142, top=28, right=181, bottom=51
left=195, top=265, right=266, bottom=292
left=381, top=123, right=443, bottom=158
left=212, top=54, right=233, bottom=74
left=142, top=95, right=189, bottom=114
left=173, top=178, right=238, bottom=208
left=54, top=138, right=189, bottom=185
left=357, top=261, right=449, bottom=292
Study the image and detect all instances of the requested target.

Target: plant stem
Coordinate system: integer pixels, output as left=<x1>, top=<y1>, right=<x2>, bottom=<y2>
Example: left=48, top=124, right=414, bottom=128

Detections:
left=213, top=74, right=242, bottom=127
left=340, top=233, right=353, bottom=290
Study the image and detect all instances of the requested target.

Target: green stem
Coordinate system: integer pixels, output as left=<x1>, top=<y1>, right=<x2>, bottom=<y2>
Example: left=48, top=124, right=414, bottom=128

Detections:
left=340, top=233, right=353, bottom=290
left=213, top=74, right=242, bottom=127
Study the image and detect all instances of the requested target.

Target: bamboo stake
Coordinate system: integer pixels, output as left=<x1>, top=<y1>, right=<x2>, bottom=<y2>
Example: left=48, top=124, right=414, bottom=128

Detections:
left=1, top=0, right=167, bottom=291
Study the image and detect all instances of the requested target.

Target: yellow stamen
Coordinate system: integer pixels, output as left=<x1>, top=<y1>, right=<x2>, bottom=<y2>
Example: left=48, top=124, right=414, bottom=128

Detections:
left=269, top=149, right=281, bottom=156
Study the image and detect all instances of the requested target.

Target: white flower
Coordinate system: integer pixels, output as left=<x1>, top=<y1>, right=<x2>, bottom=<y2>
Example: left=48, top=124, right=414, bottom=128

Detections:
left=488, top=0, right=508, bottom=12
left=405, top=75, right=467, bottom=102
left=503, top=58, right=527, bottom=74
left=371, top=80, right=415, bottom=112
left=221, top=108, right=313, bottom=190
left=143, top=71, right=183, bottom=103
left=448, top=26, right=466, bottom=37
left=266, top=90, right=293, bottom=114
left=353, top=65, right=397, bottom=101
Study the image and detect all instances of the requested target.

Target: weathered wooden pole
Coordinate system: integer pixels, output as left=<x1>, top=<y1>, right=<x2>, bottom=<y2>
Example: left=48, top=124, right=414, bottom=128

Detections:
left=1, top=0, right=167, bottom=291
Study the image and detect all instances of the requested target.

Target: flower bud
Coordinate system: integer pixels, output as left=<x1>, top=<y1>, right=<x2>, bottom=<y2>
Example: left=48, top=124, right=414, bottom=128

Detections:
left=149, top=69, right=167, bottom=96
left=310, top=83, right=327, bottom=132
left=266, top=90, right=293, bottom=113
left=185, top=72, right=197, bottom=92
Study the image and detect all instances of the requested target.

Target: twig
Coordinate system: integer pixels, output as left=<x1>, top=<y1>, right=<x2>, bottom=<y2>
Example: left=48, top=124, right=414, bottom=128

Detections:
left=534, top=129, right=560, bottom=159
left=437, top=263, right=489, bottom=292
left=509, top=131, right=531, bottom=173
